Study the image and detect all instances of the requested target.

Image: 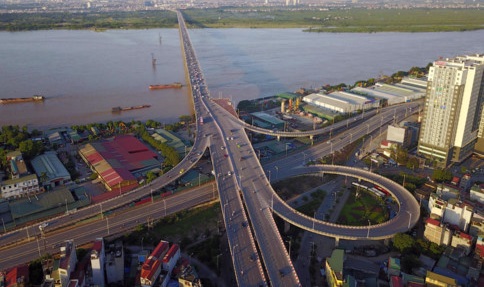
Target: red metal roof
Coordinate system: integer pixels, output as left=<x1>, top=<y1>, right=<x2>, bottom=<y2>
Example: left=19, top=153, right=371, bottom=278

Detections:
left=82, top=135, right=158, bottom=190
left=391, top=276, right=403, bottom=287
left=140, top=259, right=161, bottom=282
left=92, top=239, right=103, bottom=253
left=476, top=244, right=484, bottom=258
left=162, top=244, right=179, bottom=263
left=407, top=282, right=425, bottom=287
left=456, top=231, right=472, bottom=241
left=151, top=240, right=169, bottom=259
left=102, top=135, right=158, bottom=171
left=6, top=264, right=29, bottom=286
left=425, top=218, right=441, bottom=227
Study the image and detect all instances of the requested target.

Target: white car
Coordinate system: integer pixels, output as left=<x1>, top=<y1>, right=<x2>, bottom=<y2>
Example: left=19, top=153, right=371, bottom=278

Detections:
left=227, top=171, right=232, bottom=176
left=39, top=222, right=49, bottom=230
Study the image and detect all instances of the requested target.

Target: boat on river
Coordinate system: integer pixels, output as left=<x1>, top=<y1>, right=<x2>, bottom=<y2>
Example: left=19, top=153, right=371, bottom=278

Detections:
left=112, top=104, right=151, bottom=113
left=0, top=95, right=45, bottom=104
left=149, top=82, right=182, bottom=90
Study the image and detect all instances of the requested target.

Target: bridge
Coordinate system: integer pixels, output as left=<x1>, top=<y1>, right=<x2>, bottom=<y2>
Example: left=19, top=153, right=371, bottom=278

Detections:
left=176, top=10, right=420, bottom=287
left=0, top=10, right=421, bottom=286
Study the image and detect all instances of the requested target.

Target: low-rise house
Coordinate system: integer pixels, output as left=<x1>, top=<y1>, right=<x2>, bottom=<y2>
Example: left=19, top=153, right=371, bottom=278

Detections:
left=162, top=244, right=180, bottom=274
left=325, top=249, right=345, bottom=287
left=428, top=193, right=473, bottom=232
left=140, top=240, right=169, bottom=287
left=5, top=264, right=29, bottom=287
left=424, top=218, right=452, bottom=246
left=450, top=231, right=473, bottom=255
left=388, top=257, right=401, bottom=279
left=425, top=271, right=458, bottom=287
left=6, top=151, right=28, bottom=179
left=49, top=240, right=77, bottom=287
left=470, top=184, right=484, bottom=204
left=0, top=174, right=40, bottom=199
left=90, top=238, right=105, bottom=286
left=32, top=151, right=71, bottom=190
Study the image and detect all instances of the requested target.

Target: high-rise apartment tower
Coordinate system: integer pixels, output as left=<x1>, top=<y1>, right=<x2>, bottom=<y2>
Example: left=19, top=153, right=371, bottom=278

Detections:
left=418, top=54, right=484, bottom=167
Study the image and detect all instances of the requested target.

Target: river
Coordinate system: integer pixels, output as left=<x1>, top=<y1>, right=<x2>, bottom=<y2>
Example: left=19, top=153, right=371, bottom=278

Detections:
left=0, top=28, right=482, bottom=130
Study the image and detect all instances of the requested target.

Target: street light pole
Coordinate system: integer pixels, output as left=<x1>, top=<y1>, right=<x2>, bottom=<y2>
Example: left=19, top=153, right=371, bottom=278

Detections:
left=106, top=217, right=110, bottom=235
left=36, top=236, right=41, bottom=257
left=406, top=211, right=412, bottom=229
left=380, top=116, right=383, bottom=137
left=271, top=193, right=274, bottom=212
left=164, top=198, right=167, bottom=216
left=303, top=152, right=306, bottom=165
left=268, top=170, right=271, bottom=182
left=1, top=217, right=6, bottom=233
left=65, top=199, right=68, bottom=214
left=150, top=189, right=154, bottom=203
left=286, top=239, right=292, bottom=259
left=216, top=253, right=222, bottom=271
left=100, top=204, right=103, bottom=220
left=275, top=166, right=279, bottom=180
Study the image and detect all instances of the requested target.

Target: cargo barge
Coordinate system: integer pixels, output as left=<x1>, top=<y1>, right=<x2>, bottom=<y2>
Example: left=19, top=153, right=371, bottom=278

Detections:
left=112, top=104, right=151, bottom=113
left=0, top=95, right=45, bottom=104
left=149, top=82, right=182, bottom=90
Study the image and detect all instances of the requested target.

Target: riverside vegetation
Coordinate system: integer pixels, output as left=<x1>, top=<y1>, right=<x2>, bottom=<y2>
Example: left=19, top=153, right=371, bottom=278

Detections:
left=1, top=8, right=484, bottom=32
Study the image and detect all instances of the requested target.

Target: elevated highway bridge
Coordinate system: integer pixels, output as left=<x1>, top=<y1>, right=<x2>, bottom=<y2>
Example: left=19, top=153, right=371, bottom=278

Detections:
left=0, top=10, right=421, bottom=286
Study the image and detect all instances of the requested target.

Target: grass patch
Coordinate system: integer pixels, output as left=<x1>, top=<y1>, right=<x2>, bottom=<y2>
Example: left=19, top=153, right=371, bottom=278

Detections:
left=337, top=188, right=388, bottom=226
left=273, top=175, right=334, bottom=200
left=296, top=189, right=326, bottom=216
left=121, top=202, right=222, bottom=250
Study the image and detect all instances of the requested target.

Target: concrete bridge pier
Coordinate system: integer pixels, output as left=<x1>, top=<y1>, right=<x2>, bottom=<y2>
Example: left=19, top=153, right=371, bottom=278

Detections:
left=309, top=135, right=314, bottom=145
left=277, top=135, right=281, bottom=141
left=383, top=238, right=391, bottom=246
left=334, top=237, right=340, bottom=247
left=284, top=221, right=291, bottom=233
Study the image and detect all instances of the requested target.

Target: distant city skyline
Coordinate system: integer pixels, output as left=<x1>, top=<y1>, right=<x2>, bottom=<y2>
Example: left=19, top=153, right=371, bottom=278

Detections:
left=1, top=0, right=482, bottom=14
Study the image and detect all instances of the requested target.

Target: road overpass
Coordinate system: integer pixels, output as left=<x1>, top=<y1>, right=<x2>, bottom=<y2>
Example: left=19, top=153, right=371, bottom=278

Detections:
left=176, top=10, right=420, bottom=287
left=0, top=10, right=421, bottom=286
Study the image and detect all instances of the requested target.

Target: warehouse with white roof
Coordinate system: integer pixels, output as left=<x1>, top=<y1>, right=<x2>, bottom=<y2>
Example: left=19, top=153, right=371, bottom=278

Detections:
left=303, top=91, right=379, bottom=114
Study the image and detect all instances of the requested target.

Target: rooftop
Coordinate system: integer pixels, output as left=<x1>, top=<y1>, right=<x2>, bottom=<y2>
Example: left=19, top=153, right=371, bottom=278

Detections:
left=327, top=249, right=344, bottom=277
left=31, top=151, right=71, bottom=181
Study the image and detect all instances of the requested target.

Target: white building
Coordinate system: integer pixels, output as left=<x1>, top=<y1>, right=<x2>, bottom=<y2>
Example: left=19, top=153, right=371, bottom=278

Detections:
left=303, top=91, right=378, bottom=113
left=424, top=218, right=452, bottom=246
left=428, top=193, right=473, bottom=232
left=450, top=231, right=473, bottom=255
left=162, top=244, right=180, bottom=274
left=418, top=54, right=484, bottom=167
left=49, top=240, right=77, bottom=287
left=0, top=173, right=40, bottom=199
left=470, top=184, right=484, bottom=204
left=90, top=238, right=105, bottom=287
left=352, top=81, right=425, bottom=106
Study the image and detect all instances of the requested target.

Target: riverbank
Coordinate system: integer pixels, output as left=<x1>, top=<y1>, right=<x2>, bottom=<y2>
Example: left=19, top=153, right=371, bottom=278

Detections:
left=1, top=8, right=484, bottom=33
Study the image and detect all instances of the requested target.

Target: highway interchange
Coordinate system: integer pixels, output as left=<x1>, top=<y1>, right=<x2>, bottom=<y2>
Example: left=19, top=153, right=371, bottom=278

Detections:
left=0, top=10, right=421, bottom=287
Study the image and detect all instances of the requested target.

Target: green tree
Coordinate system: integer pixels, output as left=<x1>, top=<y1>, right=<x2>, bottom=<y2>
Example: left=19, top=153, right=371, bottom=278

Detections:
left=406, top=157, right=419, bottom=171
left=146, top=171, right=157, bottom=183
left=392, top=233, right=415, bottom=253
left=401, top=255, right=421, bottom=273
left=432, top=168, right=452, bottom=182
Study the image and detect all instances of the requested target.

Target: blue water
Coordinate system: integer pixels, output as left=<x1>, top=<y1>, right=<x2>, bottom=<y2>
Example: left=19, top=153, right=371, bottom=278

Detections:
left=1, top=28, right=482, bottom=129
